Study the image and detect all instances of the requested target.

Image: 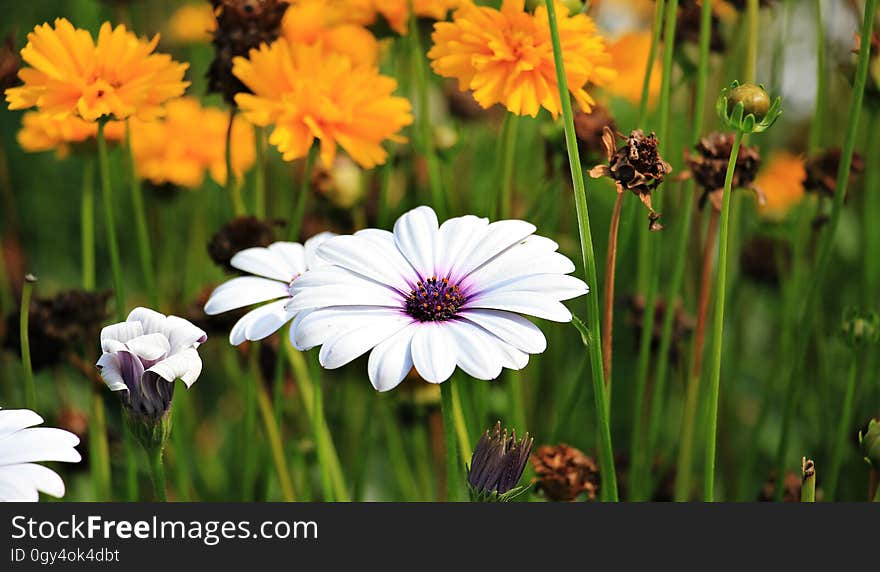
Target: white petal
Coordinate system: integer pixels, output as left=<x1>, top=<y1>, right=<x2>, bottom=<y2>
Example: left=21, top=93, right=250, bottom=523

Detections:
left=411, top=323, right=457, bottom=383
left=466, top=239, right=574, bottom=290
left=459, top=309, right=547, bottom=353
left=0, top=427, right=81, bottom=465
left=496, top=341, right=530, bottom=370
left=146, top=348, right=202, bottom=387
left=288, top=268, right=403, bottom=312
left=367, top=323, right=418, bottom=391
left=445, top=320, right=503, bottom=380
left=294, top=306, right=406, bottom=351
left=229, top=299, right=294, bottom=345
left=126, top=307, right=170, bottom=335
left=466, top=292, right=573, bottom=322
left=393, top=206, right=438, bottom=278
left=289, top=309, right=313, bottom=350
left=453, top=219, right=536, bottom=278
left=317, top=234, right=412, bottom=291
left=318, top=313, right=414, bottom=369
left=266, top=242, right=308, bottom=277
left=231, top=246, right=296, bottom=281
left=204, top=276, right=290, bottom=314
left=125, top=333, right=171, bottom=361
left=0, top=409, right=43, bottom=438
left=304, top=232, right=337, bottom=268
left=474, top=274, right=589, bottom=301
left=435, top=215, right=489, bottom=275
left=0, top=464, right=66, bottom=501
left=95, top=353, right=127, bottom=391
left=164, top=316, right=208, bottom=352
left=100, top=321, right=144, bottom=352
left=353, top=228, right=421, bottom=283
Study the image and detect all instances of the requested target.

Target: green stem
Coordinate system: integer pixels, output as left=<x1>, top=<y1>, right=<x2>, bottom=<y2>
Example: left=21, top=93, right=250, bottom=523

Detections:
left=226, top=109, right=245, bottom=217
left=773, top=0, right=876, bottom=501
left=825, top=355, right=858, bottom=501
left=122, top=424, right=138, bottom=501
left=289, top=146, right=316, bottom=242
left=745, top=0, right=759, bottom=83
left=545, top=0, right=618, bottom=501
left=408, top=5, right=446, bottom=218
left=242, top=348, right=258, bottom=500
left=499, top=114, right=519, bottom=219
left=377, top=158, right=393, bottom=229
left=864, top=108, right=880, bottom=305
left=97, top=121, right=126, bottom=321
left=638, top=0, right=667, bottom=126
left=808, top=0, right=825, bottom=152
left=801, top=458, right=815, bottom=502
left=146, top=445, right=168, bottom=502
left=20, top=276, right=35, bottom=410
left=254, top=127, right=266, bottom=219
left=379, top=397, right=420, bottom=500
left=81, top=159, right=96, bottom=291
left=126, top=121, right=158, bottom=308
left=255, top=373, right=296, bottom=501
left=440, top=380, right=460, bottom=501
left=450, top=378, right=472, bottom=466
left=601, top=192, right=624, bottom=392
left=703, top=130, right=743, bottom=501
left=89, top=389, right=111, bottom=500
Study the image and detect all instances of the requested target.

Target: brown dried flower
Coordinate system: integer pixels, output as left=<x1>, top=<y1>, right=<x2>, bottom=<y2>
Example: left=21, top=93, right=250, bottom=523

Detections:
left=589, top=127, right=671, bottom=231
left=208, top=0, right=289, bottom=104
left=804, top=148, right=865, bottom=199
left=531, top=443, right=600, bottom=501
left=208, top=215, right=280, bottom=271
left=686, top=132, right=762, bottom=212
left=574, top=104, right=616, bottom=159
left=0, top=33, right=21, bottom=92
left=759, top=470, right=801, bottom=502
left=626, top=294, right=695, bottom=367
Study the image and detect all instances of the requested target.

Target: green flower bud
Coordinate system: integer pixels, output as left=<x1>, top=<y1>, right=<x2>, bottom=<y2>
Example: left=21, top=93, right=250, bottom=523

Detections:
left=860, top=419, right=880, bottom=470
left=716, top=81, right=782, bottom=134
left=841, top=308, right=880, bottom=349
left=726, top=84, right=771, bottom=122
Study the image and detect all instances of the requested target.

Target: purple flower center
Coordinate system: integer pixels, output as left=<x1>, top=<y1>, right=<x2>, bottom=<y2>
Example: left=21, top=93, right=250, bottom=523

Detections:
left=405, top=276, right=464, bottom=322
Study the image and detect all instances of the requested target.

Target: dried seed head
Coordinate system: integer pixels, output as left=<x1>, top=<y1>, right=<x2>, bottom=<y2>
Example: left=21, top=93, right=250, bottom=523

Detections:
left=208, top=216, right=280, bottom=272
left=686, top=132, right=762, bottom=212
left=208, top=0, right=289, bottom=104
left=759, top=470, right=801, bottom=502
left=467, top=421, right=533, bottom=501
left=804, top=148, right=865, bottom=199
left=0, top=33, right=20, bottom=92
left=574, top=104, right=616, bottom=159
left=589, top=127, right=671, bottom=231
left=531, top=443, right=600, bottom=501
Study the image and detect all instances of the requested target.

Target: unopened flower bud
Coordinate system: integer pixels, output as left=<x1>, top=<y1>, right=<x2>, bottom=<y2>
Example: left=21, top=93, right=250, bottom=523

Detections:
left=727, top=83, right=771, bottom=122
left=860, top=419, right=880, bottom=470
left=467, top=421, right=533, bottom=502
left=841, top=308, right=879, bottom=349
left=312, top=156, right=364, bottom=209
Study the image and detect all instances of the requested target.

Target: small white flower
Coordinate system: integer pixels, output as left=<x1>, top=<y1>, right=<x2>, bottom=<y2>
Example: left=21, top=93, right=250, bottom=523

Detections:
left=203, top=233, right=335, bottom=346
left=289, top=206, right=588, bottom=391
left=96, top=308, right=207, bottom=420
left=0, top=407, right=81, bottom=501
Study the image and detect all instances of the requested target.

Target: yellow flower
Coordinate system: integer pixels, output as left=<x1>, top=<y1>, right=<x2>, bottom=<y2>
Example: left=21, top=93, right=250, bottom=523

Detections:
left=17, top=111, right=125, bottom=158
left=605, top=31, right=660, bottom=107
left=376, top=0, right=463, bottom=35
left=168, top=3, right=217, bottom=45
left=429, top=0, right=616, bottom=117
left=130, top=97, right=255, bottom=188
left=5, top=18, right=189, bottom=122
left=286, top=0, right=460, bottom=35
left=288, top=0, right=376, bottom=28
left=282, top=1, right=379, bottom=66
left=755, top=151, right=806, bottom=220
left=233, top=39, right=413, bottom=169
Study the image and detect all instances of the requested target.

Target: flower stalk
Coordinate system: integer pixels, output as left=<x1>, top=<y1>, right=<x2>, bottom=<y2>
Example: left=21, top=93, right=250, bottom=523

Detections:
left=801, top=458, right=816, bottom=502
left=97, top=121, right=126, bottom=321
left=499, top=114, right=520, bottom=219
left=125, top=121, right=158, bottom=308
left=146, top=443, right=168, bottom=502
left=440, top=380, right=460, bottom=501
left=19, top=274, right=36, bottom=409
left=601, top=191, right=624, bottom=386
left=226, top=108, right=246, bottom=217
left=545, top=0, right=618, bottom=501
left=825, top=355, right=858, bottom=500
left=81, top=159, right=95, bottom=291
left=288, top=146, right=317, bottom=241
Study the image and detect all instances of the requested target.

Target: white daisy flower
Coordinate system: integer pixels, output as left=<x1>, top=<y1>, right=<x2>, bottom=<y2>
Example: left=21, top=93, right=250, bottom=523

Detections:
left=289, top=206, right=589, bottom=391
left=0, top=407, right=81, bottom=501
left=203, top=233, right=336, bottom=346
left=96, top=308, right=207, bottom=420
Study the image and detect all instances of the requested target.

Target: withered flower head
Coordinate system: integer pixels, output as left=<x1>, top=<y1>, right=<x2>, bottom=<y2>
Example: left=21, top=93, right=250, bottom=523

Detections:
left=626, top=294, right=695, bottom=367
left=759, top=470, right=800, bottom=502
left=589, top=127, right=671, bottom=231
left=3, top=290, right=111, bottom=370
left=467, top=421, right=533, bottom=501
left=208, top=0, right=290, bottom=104
left=0, top=33, right=21, bottom=92
left=686, top=132, right=762, bottom=212
left=208, top=215, right=279, bottom=271
left=531, top=443, right=600, bottom=501
left=574, top=104, right=616, bottom=159
left=804, top=148, right=864, bottom=199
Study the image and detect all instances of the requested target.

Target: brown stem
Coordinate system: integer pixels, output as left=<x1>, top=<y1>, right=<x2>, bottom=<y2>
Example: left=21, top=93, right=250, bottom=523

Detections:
left=602, top=192, right=626, bottom=386
left=692, top=208, right=719, bottom=379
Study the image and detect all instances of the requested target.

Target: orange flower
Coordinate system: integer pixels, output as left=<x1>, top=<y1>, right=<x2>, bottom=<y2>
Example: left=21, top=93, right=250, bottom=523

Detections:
left=17, top=111, right=124, bottom=158
left=168, top=3, right=217, bottom=45
left=233, top=39, right=412, bottom=169
left=605, top=31, right=660, bottom=107
left=6, top=19, right=189, bottom=122
left=130, top=97, right=255, bottom=188
left=282, top=0, right=379, bottom=66
left=755, top=151, right=806, bottom=220
left=429, top=0, right=616, bottom=117
left=377, top=0, right=463, bottom=35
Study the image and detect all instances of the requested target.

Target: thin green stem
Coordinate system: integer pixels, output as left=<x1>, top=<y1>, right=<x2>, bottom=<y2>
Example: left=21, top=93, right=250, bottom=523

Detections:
left=703, top=130, right=743, bottom=501
left=255, top=372, right=296, bottom=501
left=122, top=424, right=138, bottom=501
left=745, top=0, right=759, bottom=83
left=242, top=348, right=259, bottom=501
left=19, top=276, right=35, bottom=410
left=774, top=0, right=876, bottom=500
left=440, top=380, right=459, bottom=501
left=499, top=114, right=519, bottom=219
left=545, top=0, right=618, bottom=501
left=864, top=108, right=880, bottom=305
left=809, top=0, right=826, bottom=152
left=226, top=109, right=245, bottom=217
left=81, top=159, right=96, bottom=291
left=126, top=121, right=158, bottom=308
left=408, top=5, right=446, bottom=218
left=801, top=458, right=816, bottom=502
left=601, top=192, right=625, bottom=391
left=97, top=121, right=126, bottom=321
left=146, top=445, right=168, bottom=502
left=379, top=397, right=420, bottom=500
left=638, top=0, right=667, bottom=126
left=450, top=378, right=472, bottom=466
left=825, top=355, right=858, bottom=501
left=254, top=127, right=266, bottom=219
left=289, top=146, right=317, bottom=241
left=89, top=389, right=111, bottom=500
left=377, top=158, right=393, bottom=229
